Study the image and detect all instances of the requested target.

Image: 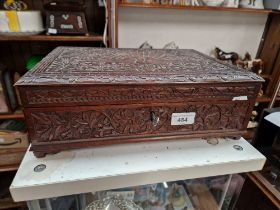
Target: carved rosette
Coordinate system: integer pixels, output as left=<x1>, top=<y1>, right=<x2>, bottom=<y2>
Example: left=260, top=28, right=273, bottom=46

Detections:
left=28, top=102, right=249, bottom=143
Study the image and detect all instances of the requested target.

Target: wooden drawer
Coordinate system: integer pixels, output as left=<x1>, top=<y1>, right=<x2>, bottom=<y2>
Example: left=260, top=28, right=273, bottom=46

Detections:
left=0, top=148, right=26, bottom=167
left=25, top=101, right=252, bottom=157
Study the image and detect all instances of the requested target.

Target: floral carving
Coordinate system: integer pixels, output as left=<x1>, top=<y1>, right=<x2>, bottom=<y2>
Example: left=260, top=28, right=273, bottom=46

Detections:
left=16, top=47, right=263, bottom=86
left=28, top=103, right=249, bottom=143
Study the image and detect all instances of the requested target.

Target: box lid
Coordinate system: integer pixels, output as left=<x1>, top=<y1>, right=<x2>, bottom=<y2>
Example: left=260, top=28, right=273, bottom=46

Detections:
left=16, top=47, right=263, bottom=86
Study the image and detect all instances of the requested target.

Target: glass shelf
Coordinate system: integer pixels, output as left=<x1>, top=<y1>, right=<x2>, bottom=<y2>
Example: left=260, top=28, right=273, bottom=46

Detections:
left=27, top=174, right=245, bottom=210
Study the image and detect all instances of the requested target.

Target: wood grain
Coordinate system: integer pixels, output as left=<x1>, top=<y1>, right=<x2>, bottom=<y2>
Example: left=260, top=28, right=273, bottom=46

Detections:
left=0, top=111, right=24, bottom=120
left=258, top=14, right=280, bottom=75
left=248, top=172, right=280, bottom=209
left=118, top=2, right=273, bottom=14
left=0, top=198, right=26, bottom=210
left=0, top=34, right=104, bottom=42
left=0, top=148, right=26, bottom=167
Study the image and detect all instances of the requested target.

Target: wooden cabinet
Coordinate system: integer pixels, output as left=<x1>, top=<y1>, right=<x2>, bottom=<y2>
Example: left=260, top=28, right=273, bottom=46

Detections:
left=235, top=172, right=280, bottom=210
left=0, top=0, right=111, bottom=75
left=257, top=14, right=280, bottom=107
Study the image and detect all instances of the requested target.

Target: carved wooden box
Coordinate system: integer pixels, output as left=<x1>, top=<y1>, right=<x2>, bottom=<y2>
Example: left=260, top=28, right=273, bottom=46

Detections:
left=16, top=47, right=263, bottom=157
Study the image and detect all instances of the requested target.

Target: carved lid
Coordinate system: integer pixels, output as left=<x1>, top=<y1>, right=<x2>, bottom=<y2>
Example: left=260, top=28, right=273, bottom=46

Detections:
left=16, top=47, right=263, bottom=86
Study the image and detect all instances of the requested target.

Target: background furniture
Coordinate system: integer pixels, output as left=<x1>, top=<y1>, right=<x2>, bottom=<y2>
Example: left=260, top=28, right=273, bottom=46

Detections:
left=112, top=0, right=280, bottom=140
left=0, top=1, right=111, bottom=209
left=235, top=172, right=280, bottom=210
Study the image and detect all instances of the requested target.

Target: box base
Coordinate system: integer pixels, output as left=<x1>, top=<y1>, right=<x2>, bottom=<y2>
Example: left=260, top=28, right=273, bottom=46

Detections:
left=30, top=130, right=244, bottom=158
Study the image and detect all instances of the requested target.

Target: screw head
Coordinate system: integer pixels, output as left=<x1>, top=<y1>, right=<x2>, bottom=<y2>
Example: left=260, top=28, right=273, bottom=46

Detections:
left=233, top=145, right=243, bottom=151
left=34, top=164, right=46, bottom=172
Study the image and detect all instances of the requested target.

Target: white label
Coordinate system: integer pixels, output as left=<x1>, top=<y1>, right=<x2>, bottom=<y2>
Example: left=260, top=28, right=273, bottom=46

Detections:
left=48, top=28, right=57, bottom=34
left=50, top=15, right=55, bottom=27
left=171, top=112, right=196, bottom=125
left=232, top=96, right=248, bottom=101
left=77, top=16, right=83, bottom=28
left=107, top=191, right=135, bottom=200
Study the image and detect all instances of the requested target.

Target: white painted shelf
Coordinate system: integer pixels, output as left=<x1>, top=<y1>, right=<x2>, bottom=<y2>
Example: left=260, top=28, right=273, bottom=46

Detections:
left=10, top=137, right=265, bottom=202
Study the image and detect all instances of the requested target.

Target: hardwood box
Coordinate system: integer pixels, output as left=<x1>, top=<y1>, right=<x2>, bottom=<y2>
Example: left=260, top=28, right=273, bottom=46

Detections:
left=16, top=47, right=263, bottom=157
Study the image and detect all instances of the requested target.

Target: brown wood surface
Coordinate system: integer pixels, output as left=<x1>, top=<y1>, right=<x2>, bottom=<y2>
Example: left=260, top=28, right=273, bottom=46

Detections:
left=260, top=74, right=272, bottom=80
left=247, top=172, right=280, bottom=209
left=18, top=83, right=259, bottom=107
left=115, top=0, right=119, bottom=48
left=25, top=101, right=249, bottom=142
left=118, top=2, right=273, bottom=14
left=0, top=148, right=26, bottom=167
left=0, top=109, right=24, bottom=120
left=0, top=34, right=104, bottom=42
left=0, top=165, right=19, bottom=173
left=107, top=0, right=112, bottom=48
left=242, top=128, right=255, bottom=140
left=268, top=50, right=280, bottom=106
left=0, top=198, right=26, bottom=210
left=235, top=173, right=279, bottom=210
left=258, top=14, right=280, bottom=75
left=256, top=95, right=271, bottom=103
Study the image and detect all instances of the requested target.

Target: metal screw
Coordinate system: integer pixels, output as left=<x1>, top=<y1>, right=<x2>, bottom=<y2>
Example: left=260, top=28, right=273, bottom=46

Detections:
left=233, top=145, right=243, bottom=151
left=34, top=164, right=46, bottom=172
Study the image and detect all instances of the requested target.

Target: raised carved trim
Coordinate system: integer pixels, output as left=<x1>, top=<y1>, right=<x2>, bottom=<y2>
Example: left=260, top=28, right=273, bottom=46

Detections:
left=22, top=85, right=257, bottom=106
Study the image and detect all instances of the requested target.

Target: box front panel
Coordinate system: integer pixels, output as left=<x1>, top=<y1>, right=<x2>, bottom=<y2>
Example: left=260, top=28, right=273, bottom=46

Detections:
left=25, top=101, right=251, bottom=147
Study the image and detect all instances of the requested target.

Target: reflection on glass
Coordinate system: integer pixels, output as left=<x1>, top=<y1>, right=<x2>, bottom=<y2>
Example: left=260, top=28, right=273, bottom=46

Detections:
left=31, top=175, right=245, bottom=210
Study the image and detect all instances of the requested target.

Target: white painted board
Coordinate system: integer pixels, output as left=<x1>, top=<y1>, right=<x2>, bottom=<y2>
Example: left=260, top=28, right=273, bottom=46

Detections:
left=118, top=8, right=267, bottom=56
left=10, top=137, right=265, bottom=202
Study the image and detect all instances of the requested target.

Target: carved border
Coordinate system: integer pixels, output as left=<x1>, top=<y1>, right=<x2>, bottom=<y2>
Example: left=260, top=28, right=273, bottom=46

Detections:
left=20, top=85, right=258, bottom=106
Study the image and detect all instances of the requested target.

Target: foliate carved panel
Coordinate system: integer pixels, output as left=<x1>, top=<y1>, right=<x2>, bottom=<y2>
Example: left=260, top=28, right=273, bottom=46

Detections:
left=27, top=102, right=249, bottom=142
left=22, top=85, right=257, bottom=106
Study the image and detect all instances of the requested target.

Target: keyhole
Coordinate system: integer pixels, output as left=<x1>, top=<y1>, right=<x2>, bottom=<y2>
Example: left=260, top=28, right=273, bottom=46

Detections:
left=151, top=111, right=159, bottom=126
